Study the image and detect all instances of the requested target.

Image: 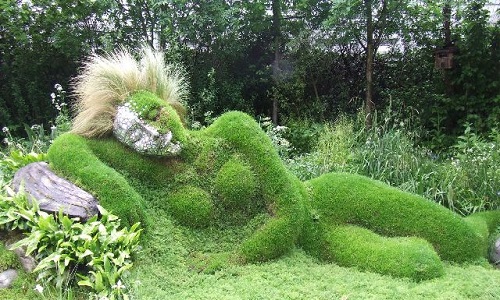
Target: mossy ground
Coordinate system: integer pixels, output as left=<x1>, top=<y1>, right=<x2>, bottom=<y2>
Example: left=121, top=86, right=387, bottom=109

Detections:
left=121, top=206, right=500, bottom=300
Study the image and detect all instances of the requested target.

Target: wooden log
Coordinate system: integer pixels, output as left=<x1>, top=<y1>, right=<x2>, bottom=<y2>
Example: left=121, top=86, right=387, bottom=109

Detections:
left=11, top=162, right=99, bottom=221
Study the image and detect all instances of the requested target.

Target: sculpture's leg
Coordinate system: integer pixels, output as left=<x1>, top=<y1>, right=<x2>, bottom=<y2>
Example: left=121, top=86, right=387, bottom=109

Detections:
left=323, top=224, right=444, bottom=281
left=303, top=173, right=490, bottom=267
left=48, top=133, right=148, bottom=228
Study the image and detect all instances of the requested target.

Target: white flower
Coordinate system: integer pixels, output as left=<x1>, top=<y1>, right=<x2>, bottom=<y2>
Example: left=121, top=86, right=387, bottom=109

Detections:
left=54, top=83, right=63, bottom=91
left=112, top=280, right=125, bottom=290
left=274, top=125, right=288, bottom=132
left=34, top=284, right=44, bottom=294
left=51, top=93, right=56, bottom=99
left=2, top=127, right=8, bottom=133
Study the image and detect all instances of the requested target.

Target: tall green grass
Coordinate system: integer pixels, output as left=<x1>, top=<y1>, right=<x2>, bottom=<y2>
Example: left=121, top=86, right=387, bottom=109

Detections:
left=284, top=111, right=500, bottom=216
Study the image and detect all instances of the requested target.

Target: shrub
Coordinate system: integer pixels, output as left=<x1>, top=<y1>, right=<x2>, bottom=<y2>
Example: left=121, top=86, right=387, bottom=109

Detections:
left=168, top=186, right=214, bottom=228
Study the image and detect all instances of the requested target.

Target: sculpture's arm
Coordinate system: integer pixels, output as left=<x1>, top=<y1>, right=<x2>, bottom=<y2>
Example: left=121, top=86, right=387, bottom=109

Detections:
left=47, top=133, right=148, bottom=228
left=204, top=112, right=308, bottom=262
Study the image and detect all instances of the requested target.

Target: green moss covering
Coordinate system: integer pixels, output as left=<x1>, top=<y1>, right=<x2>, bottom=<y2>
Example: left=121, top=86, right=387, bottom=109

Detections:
left=48, top=133, right=149, bottom=228
left=128, top=90, right=164, bottom=120
left=215, top=156, right=257, bottom=210
left=167, top=186, right=214, bottom=228
left=325, top=225, right=444, bottom=281
left=305, top=173, right=484, bottom=263
left=0, top=242, right=19, bottom=272
left=204, top=111, right=308, bottom=262
left=128, top=90, right=187, bottom=143
left=47, top=102, right=500, bottom=281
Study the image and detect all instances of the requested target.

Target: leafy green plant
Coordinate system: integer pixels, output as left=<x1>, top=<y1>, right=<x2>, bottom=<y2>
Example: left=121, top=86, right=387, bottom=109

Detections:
left=0, top=187, right=40, bottom=231
left=1, top=188, right=142, bottom=300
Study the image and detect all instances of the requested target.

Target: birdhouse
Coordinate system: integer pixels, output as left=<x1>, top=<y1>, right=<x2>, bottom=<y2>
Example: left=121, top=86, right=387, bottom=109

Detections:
left=434, top=46, right=458, bottom=70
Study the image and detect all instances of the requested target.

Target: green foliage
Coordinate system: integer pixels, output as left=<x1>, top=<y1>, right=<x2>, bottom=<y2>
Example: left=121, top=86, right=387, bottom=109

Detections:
left=167, top=186, right=214, bottom=228
left=2, top=190, right=142, bottom=300
left=450, top=0, right=500, bottom=134
left=259, top=116, right=293, bottom=158
left=0, top=150, right=47, bottom=181
left=287, top=111, right=500, bottom=216
left=0, top=188, right=39, bottom=231
left=282, top=118, right=324, bottom=155
left=215, top=157, right=257, bottom=210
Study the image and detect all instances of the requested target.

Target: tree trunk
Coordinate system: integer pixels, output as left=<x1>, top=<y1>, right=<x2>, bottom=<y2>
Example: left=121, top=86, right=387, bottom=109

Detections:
left=365, top=0, right=375, bottom=128
left=442, top=1, right=453, bottom=96
left=272, top=0, right=282, bottom=125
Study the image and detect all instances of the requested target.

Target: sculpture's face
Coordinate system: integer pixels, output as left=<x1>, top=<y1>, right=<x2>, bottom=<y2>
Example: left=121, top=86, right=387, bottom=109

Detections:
left=113, top=91, right=186, bottom=156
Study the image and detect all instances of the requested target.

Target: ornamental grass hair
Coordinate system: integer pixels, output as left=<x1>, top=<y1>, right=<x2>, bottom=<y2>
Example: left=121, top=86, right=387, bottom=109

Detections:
left=72, top=46, right=189, bottom=138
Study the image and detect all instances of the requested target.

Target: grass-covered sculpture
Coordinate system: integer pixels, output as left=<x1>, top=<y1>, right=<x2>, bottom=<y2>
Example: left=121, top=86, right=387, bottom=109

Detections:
left=47, top=47, right=500, bottom=282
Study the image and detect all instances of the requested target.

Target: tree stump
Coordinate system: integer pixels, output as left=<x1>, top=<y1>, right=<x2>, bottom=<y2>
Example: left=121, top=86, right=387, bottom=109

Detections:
left=12, top=162, right=99, bottom=221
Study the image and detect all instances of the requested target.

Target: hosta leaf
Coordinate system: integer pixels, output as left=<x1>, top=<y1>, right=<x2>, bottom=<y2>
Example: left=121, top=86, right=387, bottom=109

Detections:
left=95, top=271, right=105, bottom=292
left=78, top=279, right=93, bottom=288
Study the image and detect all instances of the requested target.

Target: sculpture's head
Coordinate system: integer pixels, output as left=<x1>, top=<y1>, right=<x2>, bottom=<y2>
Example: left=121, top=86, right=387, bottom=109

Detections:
left=113, top=90, right=187, bottom=156
left=70, top=45, right=189, bottom=155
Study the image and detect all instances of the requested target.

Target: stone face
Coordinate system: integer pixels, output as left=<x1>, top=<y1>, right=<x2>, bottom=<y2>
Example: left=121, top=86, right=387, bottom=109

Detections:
left=113, top=104, right=181, bottom=156
left=12, top=162, right=99, bottom=221
left=0, top=269, right=18, bottom=289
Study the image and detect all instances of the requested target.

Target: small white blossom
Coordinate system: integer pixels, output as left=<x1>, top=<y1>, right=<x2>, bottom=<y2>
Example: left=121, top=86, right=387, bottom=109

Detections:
left=54, top=83, right=63, bottom=91
left=50, top=93, right=56, bottom=99
left=34, top=284, right=44, bottom=294
left=2, top=127, right=8, bottom=133
left=274, top=125, right=288, bottom=132
left=112, top=280, right=126, bottom=290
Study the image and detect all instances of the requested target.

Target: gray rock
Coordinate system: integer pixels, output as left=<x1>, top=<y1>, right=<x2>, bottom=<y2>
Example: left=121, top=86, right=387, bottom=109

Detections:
left=12, top=162, right=99, bottom=221
left=113, top=104, right=181, bottom=156
left=0, top=269, right=18, bottom=289
left=11, top=247, right=36, bottom=273
left=490, top=236, right=500, bottom=268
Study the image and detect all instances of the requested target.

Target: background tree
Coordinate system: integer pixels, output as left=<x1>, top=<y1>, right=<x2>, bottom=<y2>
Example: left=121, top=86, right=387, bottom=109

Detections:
left=324, top=0, right=407, bottom=127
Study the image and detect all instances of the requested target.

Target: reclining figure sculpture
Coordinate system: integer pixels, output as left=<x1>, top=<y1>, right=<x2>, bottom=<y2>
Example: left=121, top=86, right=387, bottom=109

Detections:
left=47, top=46, right=500, bottom=281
